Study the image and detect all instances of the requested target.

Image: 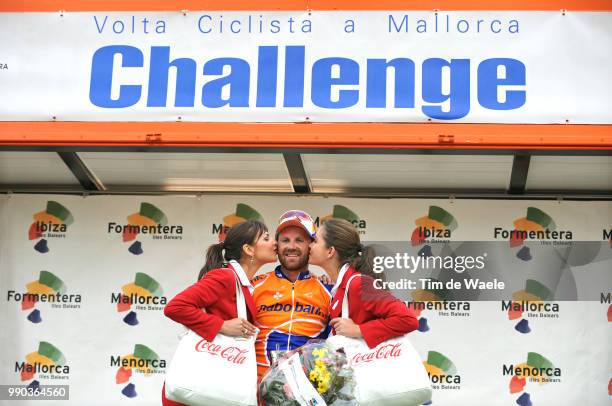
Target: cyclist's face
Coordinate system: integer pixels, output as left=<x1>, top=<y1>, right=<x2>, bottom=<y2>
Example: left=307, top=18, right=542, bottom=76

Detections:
left=277, top=226, right=310, bottom=271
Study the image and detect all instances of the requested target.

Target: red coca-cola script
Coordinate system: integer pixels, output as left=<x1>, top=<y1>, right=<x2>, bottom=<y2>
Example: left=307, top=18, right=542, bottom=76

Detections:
left=352, top=343, right=402, bottom=364
left=195, top=339, right=248, bottom=365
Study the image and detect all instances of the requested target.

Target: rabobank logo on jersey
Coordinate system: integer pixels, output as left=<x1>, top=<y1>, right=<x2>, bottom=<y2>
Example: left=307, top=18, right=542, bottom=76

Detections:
left=258, top=301, right=325, bottom=317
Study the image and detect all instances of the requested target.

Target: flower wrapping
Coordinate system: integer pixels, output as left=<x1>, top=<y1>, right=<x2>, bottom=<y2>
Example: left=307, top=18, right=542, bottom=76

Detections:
left=260, top=340, right=357, bottom=406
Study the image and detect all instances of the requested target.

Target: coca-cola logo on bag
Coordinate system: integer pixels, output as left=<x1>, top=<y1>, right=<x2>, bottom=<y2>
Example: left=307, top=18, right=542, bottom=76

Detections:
left=351, top=343, right=403, bottom=364
left=194, top=339, right=248, bottom=365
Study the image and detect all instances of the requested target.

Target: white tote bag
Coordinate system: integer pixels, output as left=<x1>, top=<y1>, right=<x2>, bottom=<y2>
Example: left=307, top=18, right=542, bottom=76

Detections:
left=327, top=275, right=432, bottom=406
left=164, top=275, right=258, bottom=406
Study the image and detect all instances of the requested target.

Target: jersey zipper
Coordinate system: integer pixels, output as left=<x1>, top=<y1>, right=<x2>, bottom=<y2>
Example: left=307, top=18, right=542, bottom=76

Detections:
left=286, top=282, right=296, bottom=348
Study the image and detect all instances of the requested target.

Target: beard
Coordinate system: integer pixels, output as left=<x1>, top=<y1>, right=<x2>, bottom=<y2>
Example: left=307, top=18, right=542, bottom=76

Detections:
left=279, top=250, right=309, bottom=271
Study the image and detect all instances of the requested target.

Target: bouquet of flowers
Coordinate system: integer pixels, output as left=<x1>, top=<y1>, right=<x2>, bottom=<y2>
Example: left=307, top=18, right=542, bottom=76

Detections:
left=260, top=340, right=357, bottom=406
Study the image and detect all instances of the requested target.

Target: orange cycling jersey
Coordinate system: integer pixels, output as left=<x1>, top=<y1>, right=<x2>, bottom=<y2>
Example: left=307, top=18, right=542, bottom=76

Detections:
left=253, top=266, right=332, bottom=379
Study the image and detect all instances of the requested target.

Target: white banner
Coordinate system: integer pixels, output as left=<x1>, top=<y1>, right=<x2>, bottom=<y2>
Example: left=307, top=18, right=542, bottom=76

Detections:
left=0, top=11, right=611, bottom=123
left=0, top=194, right=611, bottom=405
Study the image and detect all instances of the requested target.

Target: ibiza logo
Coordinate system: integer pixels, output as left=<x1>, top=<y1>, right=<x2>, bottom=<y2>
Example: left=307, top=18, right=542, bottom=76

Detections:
left=408, top=280, right=471, bottom=333
left=7, top=271, right=81, bottom=324
left=351, top=343, right=402, bottom=364
left=112, top=272, right=166, bottom=326
left=27, top=201, right=73, bottom=253
left=423, top=351, right=461, bottom=390
left=505, top=352, right=561, bottom=406
left=16, top=342, right=69, bottom=390
left=212, top=203, right=263, bottom=241
left=411, top=206, right=457, bottom=253
left=108, top=202, right=183, bottom=255
left=495, top=207, right=572, bottom=261
left=194, top=339, right=249, bottom=365
left=314, top=205, right=367, bottom=235
left=503, top=279, right=558, bottom=334
left=112, top=344, right=165, bottom=398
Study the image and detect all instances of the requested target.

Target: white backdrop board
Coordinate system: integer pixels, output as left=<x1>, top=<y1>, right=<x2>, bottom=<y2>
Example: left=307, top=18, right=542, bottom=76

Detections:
left=0, top=194, right=610, bottom=405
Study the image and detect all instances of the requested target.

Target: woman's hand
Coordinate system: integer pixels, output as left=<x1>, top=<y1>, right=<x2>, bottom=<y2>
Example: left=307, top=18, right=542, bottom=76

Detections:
left=220, top=318, right=258, bottom=337
left=330, top=317, right=362, bottom=338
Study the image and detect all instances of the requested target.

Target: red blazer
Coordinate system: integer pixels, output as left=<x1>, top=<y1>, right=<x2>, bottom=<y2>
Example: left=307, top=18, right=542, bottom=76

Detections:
left=329, top=266, right=418, bottom=348
left=163, top=265, right=256, bottom=341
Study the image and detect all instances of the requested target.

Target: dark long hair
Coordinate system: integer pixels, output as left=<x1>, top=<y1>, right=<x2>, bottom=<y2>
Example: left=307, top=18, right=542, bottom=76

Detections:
left=320, top=218, right=382, bottom=281
left=198, top=220, right=268, bottom=280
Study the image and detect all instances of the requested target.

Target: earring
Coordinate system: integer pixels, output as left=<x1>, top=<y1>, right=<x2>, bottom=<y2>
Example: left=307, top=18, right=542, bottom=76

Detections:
left=250, top=255, right=254, bottom=264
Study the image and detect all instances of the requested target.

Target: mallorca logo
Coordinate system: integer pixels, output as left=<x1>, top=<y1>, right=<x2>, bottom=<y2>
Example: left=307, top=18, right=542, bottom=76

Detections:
left=604, top=228, right=612, bottom=249
left=314, top=205, right=367, bottom=235
left=108, top=202, right=183, bottom=255
left=410, top=206, right=457, bottom=257
left=601, top=292, right=612, bottom=322
left=112, top=272, right=166, bottom=326
left=112, top=344, right=166, bottom=398
left=407, top=279, right=470, bottom=333
left=423, top=351, right=461, bottom=392
left=7, top=271, right=81, bottom=324
left=505, top=352, right=561, bottom=406
left=27, top=201, right=73, bottom=253
left=16, top=342, right=69, bottom=391
left=495, top=207, right=572, bottom=262
left=212, top=203, right=263, bottom=241
left=503, top=279, right=559, bottom=334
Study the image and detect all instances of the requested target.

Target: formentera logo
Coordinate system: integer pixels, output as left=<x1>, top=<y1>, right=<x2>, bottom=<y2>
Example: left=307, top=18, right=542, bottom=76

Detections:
left=112, top=272, right=166, bottom=326
left=422, top=351, right=461, bottom=392
left=212, top=203, right=263, bottom=241
left=6, top=271, right=81, bottom=324
left=407, top=279, right=471, bottom=333
left=314, top=205, right=367, bottom=235
left=108, top=202, right=183, bottom=255
left=504, top=279, right=559, bottom=334
left=411, top=206, right=457, bottom=252
left=16, top=342, right=69, bottom=390
left=505, top=352, right=561, bottom=406
left=112, top=344, right=166, bottom=398
left=27, top=201, right=74, bottom=253
left=495, top=207, right=572, bottom=261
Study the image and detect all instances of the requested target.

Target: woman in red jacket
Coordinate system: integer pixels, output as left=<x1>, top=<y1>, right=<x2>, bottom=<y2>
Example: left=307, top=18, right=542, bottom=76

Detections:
left=162, top=220, right=277, bottom=406
left=308, top=218, right=418, bottom=348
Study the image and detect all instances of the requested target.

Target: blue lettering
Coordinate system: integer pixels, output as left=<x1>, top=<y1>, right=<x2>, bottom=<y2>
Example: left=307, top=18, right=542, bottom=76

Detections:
left=477, top=58, right=526, bottom=110
left=198, top=15, right=212, bottom=33
left=366, top=58, right=415, bottom=108
left=90, top=45, right=143, bottom=108
left=491, top=20, right=502, bottom=33
left=112, top=20, right=124, bottom=34
left=388, top=15, right=409, bottom=33
left=311, top=57, right=359, bottom=108
left=93, top=15, right=108, bottom=33
left=283, top=46, right=305, bottom=107
left=147, top=46, right=196, bottom=107
left=256, top=46, right=278, bottom=107
left=422, top=58, right=470, bottom=119
left=202, top=58, right=250, bottom=107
